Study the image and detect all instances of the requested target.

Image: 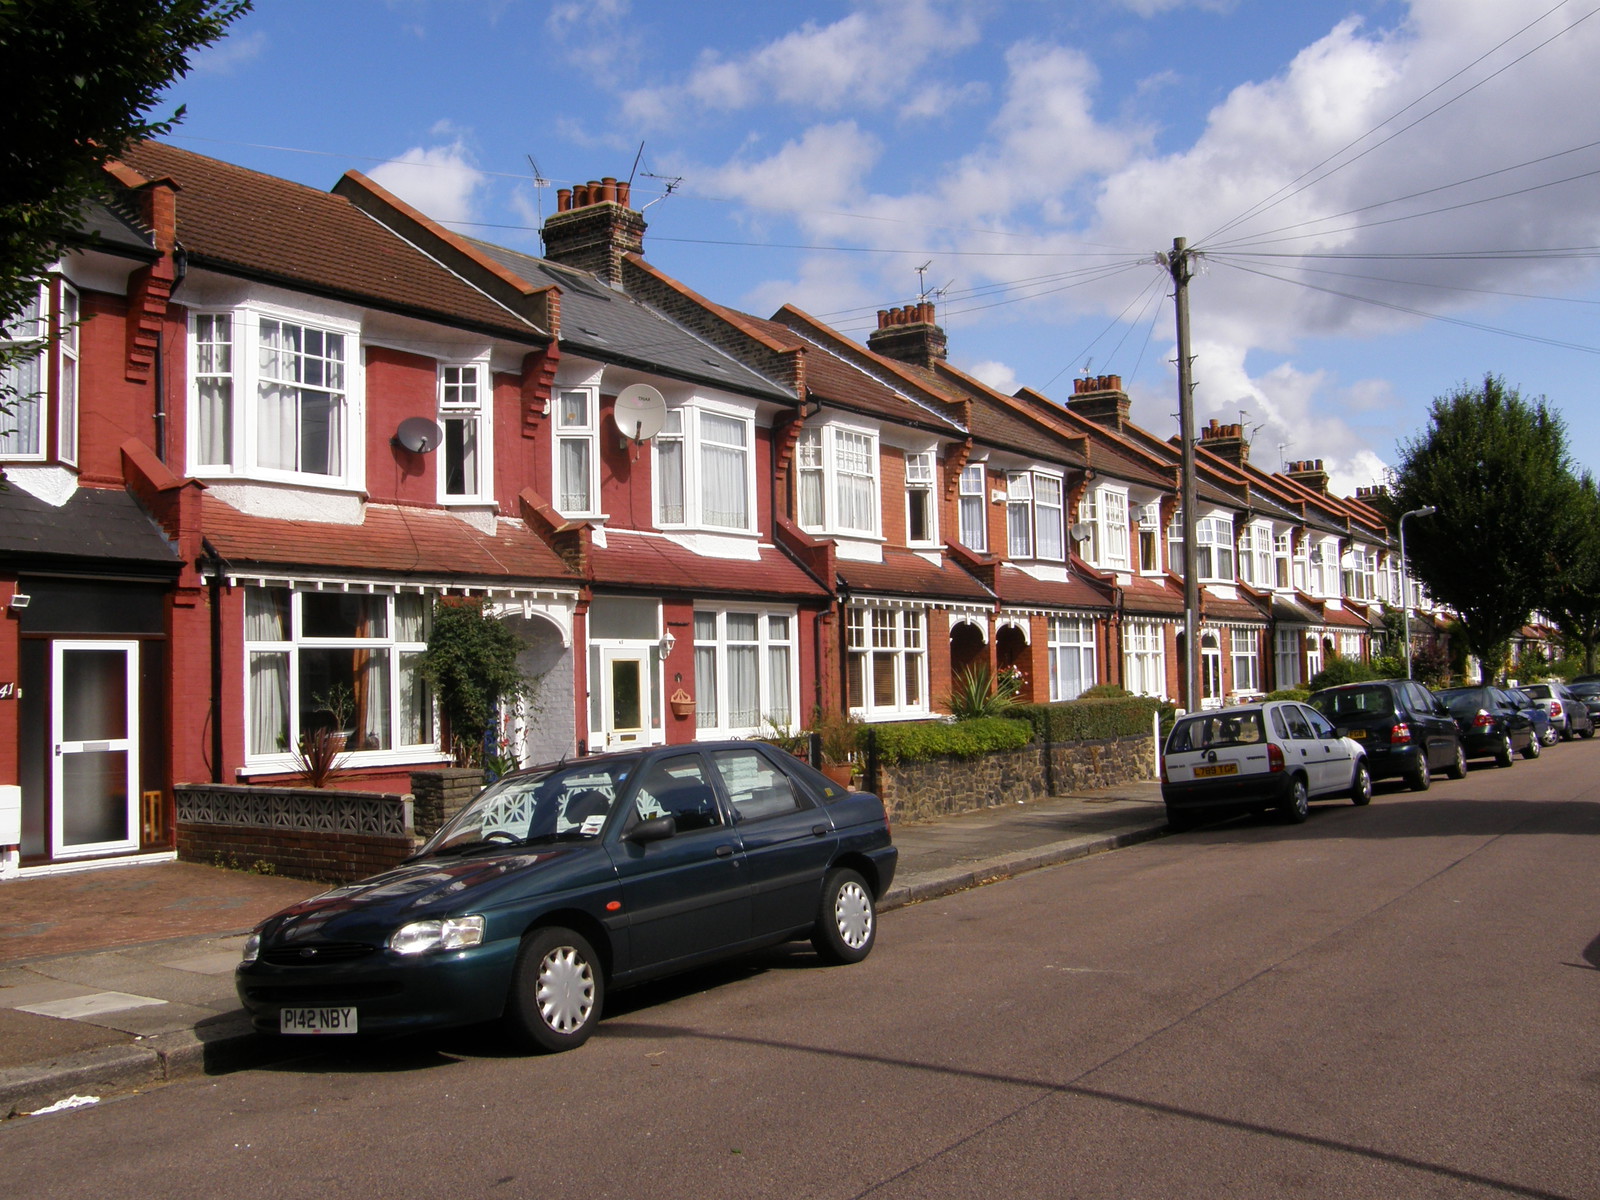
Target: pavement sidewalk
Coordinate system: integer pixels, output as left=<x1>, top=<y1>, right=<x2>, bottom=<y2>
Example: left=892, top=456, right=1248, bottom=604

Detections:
left=0, top=779, right=1168, bottom=1117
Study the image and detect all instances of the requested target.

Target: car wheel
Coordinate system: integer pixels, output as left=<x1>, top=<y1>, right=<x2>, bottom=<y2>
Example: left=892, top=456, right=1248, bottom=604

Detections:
left=1445, top=743, right=1468, bottom=780
left=1523, top=732, right=1541, bottom=760
left=1540, top=725, right=1558, bottom=746
left=1560, top=722, right=1573, bottom=742
left=1407, top=756, right=1432, bottom=792
left=1350, top=762, right=1373, bottom=806
left=1582, top=723, right=1596, bottom=740
left=1494, top=735, right=1515, bottom=768
left=506, top=926, right=604, bottom=1054
left=1278, top=776, right=1310, bottom=824
left=812, top=868, right=876, bottom=965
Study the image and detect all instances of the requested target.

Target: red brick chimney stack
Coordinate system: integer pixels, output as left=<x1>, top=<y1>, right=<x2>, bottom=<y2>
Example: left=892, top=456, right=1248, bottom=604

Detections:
left=1197, top=417, right=1250, bottom=467
left=1284, top=458, right=1331, bottom=495
left=866, top=302, right=948, bottom=369
left=541, top=175, right=646, bottom=286
left=1064, top=373, right=1131, bottom=433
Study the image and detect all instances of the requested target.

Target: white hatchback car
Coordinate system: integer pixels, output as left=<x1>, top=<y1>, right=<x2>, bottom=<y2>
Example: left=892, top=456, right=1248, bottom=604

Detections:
left=1161, top=700, right=1372, bottom=830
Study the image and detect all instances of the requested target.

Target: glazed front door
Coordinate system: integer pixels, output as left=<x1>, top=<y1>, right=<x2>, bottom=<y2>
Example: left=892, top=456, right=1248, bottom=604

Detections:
left=51, top=641, right=140, bottom=858
left=601, top=648, right=651, bottom=750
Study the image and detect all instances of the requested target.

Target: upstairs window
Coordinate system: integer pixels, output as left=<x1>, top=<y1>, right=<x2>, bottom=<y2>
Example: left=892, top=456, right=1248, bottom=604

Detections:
left=1195, top=515, right=1235, bottom=582
left=1006, top=470, right=1065, bottom=561
left=1137, top=503, right=1161, bottom=572
left=1274, top=530, right=1292, bottom=589
left=1, top=279, right=78, bottom=464
left=556, top=388, right=597, bottom=515
left=439, top=363, right=488, bottom=501
left=904, top=450, right=937, bottom=545
left=958, top=464, right=987, bottom=552
left=189, top=308, right=355, bottom=484
left=1085, top=486, right=1128, bottom=570
left=793, top=423, right=878, bottom=537
left=655, top=404, right=755, bottom=533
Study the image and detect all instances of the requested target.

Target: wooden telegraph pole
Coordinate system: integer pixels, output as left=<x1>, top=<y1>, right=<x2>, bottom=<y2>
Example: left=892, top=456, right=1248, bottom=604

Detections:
left=1163, top=237, right=1200, bottom=711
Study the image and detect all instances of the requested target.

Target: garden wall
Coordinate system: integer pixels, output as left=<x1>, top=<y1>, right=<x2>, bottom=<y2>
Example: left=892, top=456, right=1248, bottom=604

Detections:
left=876, top=734, right=1155, bottom=824
left=174, top=783, right=420, bottom=883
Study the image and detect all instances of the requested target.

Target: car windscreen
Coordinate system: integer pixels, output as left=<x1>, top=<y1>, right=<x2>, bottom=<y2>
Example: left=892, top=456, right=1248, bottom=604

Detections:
left=1167, top=711, right=1266, bottom=754
left=1310, top=686, right=1394, bottom=719
left=422, top=757, right=641, bottom=855
left=1439, top=689, right=1494, bottom=717
left=1522, top=684, right=1553, bottom=699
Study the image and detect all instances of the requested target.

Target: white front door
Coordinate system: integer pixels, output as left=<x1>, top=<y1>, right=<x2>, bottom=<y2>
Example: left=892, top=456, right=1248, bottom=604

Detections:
left=52, top=640, right=140, bottom=858
left=600, top=647, right=652, bottom=750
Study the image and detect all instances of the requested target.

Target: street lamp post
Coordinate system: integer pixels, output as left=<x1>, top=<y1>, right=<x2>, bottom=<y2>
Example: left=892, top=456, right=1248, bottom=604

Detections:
left=1399, top=505, right=1437, bottom=679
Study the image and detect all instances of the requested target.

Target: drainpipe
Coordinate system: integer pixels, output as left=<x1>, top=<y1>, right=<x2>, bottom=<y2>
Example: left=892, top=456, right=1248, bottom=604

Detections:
left=202, top=537, right=225, bottom=783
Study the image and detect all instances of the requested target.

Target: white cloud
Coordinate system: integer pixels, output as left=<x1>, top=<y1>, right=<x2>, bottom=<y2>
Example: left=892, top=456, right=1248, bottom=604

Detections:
left=698, top=122, right=884, bottom=216
left=368, top=139, right=487, bottom=225
left=966, top=359, right=1020, bottom=394
left=192, top=30, right=266, bottom=74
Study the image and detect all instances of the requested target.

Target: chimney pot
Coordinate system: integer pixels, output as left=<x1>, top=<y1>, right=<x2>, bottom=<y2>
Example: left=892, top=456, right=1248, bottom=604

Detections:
left=600, top=176, right=618, bottom=203
left=617, top=180, right=631, bottom=207
left=557, top=187, right=572, bottom=212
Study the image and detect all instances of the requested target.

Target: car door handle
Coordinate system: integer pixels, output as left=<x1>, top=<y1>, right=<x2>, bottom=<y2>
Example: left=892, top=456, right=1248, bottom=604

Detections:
left=715, top=844, right=736, bottom=858
left=812, top=824, right=829, bottom=837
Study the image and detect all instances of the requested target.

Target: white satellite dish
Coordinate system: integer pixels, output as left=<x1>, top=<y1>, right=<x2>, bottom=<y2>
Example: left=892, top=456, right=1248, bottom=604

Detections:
left=613, top=384, right=667, bottom=443
left=394, top=416, right=444, bottom=454
left=1069, top=522, right=1094, bottom=542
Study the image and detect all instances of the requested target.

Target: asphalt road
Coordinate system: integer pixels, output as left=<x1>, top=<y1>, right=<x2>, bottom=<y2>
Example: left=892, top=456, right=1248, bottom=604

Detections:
left=4, top=749, right=1597, bottom=1200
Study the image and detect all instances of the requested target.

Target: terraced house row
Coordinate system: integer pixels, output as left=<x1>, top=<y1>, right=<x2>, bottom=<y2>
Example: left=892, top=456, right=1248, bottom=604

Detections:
left=0, top=144, right=1438, bottom=873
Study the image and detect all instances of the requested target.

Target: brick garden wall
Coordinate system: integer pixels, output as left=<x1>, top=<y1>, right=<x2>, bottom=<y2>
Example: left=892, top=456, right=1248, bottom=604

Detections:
left=876, top=734, right=1155, bottom=824
left=409, top=767, right=486, bottom=840
left=174, top=783, right=420, bottom=883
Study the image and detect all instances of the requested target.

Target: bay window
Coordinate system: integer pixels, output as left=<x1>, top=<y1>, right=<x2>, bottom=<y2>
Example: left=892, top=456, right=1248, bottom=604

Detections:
left=556, top=387, right=597, bottom=514
left=1137, top=503, right=1162, bottom=572
left=792, top=423, right=878, bottom=537
left=1048, top=616, right=1097, bottom=701
left=1195, top=515, right=1235, bottom=582
left=1085, top=487, right=1128, bottom=570
left=1006, top=470, right=1064, bottom=561
left=189, top=308, right=356, bottom=483
left=1, top=278, right=78, bottom=463
left=439, top=363, right=489, bottom=501
left=1275, top=629, right=1302, bottom=688
left=958, top=464, right=987, bottom=551
left=847, top=604, right=927, bottom=718
left=1274, top=531, right=1293, bottom=589
left=905, top=450, right=937, bottom=545
left=655, top=404, right=756, bottom=532
left=694, top=608, right=796, bottom=734
left=1123, top=620, right=1167, bottom=699
left=244, top=586, right=434, bottom=766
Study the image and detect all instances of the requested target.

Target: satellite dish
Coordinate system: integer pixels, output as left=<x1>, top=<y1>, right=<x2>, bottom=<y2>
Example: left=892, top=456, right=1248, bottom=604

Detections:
left=613, top=384, right=667, bottom=442
left=1070, top=522, right=1094, bottom=542
left=394, top=416, right=444, bottom=454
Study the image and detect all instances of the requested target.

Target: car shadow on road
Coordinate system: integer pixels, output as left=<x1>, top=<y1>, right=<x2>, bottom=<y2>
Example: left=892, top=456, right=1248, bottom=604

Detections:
left=1170, top=794, right=1600, bottom=841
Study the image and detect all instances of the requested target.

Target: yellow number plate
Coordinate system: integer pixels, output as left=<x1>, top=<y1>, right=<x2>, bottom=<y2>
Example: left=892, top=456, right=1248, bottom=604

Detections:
left=1347, top=729, right=1365, bottom=739
left=1192, top=762, right=1238, bottom=778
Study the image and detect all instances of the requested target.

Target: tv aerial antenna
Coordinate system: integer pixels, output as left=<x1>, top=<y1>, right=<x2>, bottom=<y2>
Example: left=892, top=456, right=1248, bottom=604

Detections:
left=526, top=155, right=550, bottom=223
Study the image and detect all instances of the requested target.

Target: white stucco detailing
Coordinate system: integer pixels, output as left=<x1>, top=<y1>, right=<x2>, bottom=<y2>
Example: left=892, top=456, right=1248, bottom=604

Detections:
left=208, top=482, right=365, bottom=524
left=1015, top=562, right=1069, bottom=583
left=5, top=466, right=78, bottom=507
left=835, top=538, right=885, bottom=563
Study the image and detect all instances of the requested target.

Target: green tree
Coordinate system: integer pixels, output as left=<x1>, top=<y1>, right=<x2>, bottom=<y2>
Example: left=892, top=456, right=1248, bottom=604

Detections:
left=0, top=0, right=248, bottom=335
left=1546, top=472, right=1600, bottom=673
left=418, top=599, right=526, bottom=766
left=1392, top=375, right=1578, bottom=680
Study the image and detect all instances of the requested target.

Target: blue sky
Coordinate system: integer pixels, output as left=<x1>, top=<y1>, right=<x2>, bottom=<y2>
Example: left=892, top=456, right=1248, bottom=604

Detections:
left=162, top=0, right=1600, bottom=492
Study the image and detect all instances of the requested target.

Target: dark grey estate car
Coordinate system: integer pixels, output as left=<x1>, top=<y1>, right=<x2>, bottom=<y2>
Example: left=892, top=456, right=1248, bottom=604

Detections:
left=1308, top=679, right=1466, bottom=790
left=237, top=741, right=897, bottom=1053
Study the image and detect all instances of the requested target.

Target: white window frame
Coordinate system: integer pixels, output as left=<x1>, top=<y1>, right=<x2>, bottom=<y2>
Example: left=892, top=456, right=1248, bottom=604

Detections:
left=1047, top=616, right=1097, bottom=701
left=958, top=463, right=987, bottom=552
left=438, top=360, right=491, bottom=503
left=1094, top=486, right=1129, bottom=570
left=1274, top=530, right=1292, bottom=590
left=1339, top=632, right=1363, bottom=660
left=0, top=280, right=50, bottom=461
left=242, top=585, right=436, bottom=773
left=792, top=421, right=879, bottom=538
left=847, top=604, right=928, bottom=719
left=1196, top=514, right=1235, bottom=583
left=187, top=304, right=362, bottom=487
left=654, top=401, right=758, bottom=533
left=693, top=607, right=799, bottom=736
left=1137, top=502, right=1162, bottom=573
left=1275, top=629, right=1302, bottom=688
left=1123, top=620, right=1167, bottom=699
left=555, top=385, right=600, bottom=516
left=57, top=282, right=79, bottom=466
left=904, top=449, right=939, bottom=547
left=1006, top=469, right=1064, bottom=562
left=1231, top=628, right=1261, bottom=693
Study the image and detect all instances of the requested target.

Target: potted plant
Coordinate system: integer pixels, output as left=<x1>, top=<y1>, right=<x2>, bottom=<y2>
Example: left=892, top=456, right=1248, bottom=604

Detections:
left=811, top=706, right=862, bottom=787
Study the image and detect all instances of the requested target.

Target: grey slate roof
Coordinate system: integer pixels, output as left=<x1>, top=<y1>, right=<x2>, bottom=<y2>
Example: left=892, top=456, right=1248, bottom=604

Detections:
left=0, top=485, right=181, bottom=572
left=467, top=240, right=793, bottom=402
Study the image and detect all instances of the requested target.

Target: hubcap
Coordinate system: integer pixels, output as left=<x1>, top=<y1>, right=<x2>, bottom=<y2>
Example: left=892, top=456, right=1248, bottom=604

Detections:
left=834, top=882, right=873, bottom=949
left=537, top=946, right=594, bottom=1034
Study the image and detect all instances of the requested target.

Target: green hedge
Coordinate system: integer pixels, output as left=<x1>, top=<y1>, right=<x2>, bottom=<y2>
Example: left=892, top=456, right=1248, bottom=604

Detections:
left=863, top=717, right=1033, bottom=766
left=1010, top=695, right=1170, bottom=741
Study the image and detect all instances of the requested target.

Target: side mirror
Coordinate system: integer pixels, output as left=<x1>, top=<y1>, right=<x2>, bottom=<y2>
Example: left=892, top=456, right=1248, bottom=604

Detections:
left=627, top=815, right=677, bottom=844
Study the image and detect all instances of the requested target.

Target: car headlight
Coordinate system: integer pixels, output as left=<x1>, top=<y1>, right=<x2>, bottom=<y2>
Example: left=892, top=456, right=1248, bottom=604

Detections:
left=388, top=915, right=486, bottom=956
left=241, top=933, right=260, bottom=965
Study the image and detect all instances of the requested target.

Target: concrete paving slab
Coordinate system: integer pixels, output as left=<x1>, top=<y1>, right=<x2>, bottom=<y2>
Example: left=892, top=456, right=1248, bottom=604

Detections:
left=18, top=992, right=168, bottom=1021
left=159, top=951, right=244, bottom=976
left=0, top=981, right=104, bottom=1009
left=61, top=999, right=221, bottom=1038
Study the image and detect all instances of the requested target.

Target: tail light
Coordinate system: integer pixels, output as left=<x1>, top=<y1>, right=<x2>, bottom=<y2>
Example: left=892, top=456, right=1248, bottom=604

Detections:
left=1389, top=722, right=1412, bottom=744
left=1472, top=711, right=1494, bottom=728
left=1550, top=700, right=1563, bottom=718
left=1267, top=743, right=1285, bottom=773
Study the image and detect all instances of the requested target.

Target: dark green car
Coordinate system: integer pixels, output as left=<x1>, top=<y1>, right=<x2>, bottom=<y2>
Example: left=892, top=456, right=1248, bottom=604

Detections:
left=237, top=741, right=897, bottom=1052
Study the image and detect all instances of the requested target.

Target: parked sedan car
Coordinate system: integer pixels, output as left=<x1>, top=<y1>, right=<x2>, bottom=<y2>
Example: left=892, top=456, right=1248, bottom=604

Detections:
left=1435, top=686, right=1538, bottom=765
left=1565, top=679, right=1600, bottom=727
left=237, top=741, right=898, bottom=1052
left=1308, top=679, right=1465, bottom=791
left=1522, top=681, right=1597, bottom=740
left=1162, top=699, right=1370, bottom=830
left=1504, top=687, right=1558, bottom=747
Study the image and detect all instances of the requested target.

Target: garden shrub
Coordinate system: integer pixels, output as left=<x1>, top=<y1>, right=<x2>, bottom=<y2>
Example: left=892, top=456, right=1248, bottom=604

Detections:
left=865, top=717, right=1033, bottom=766
left=1265, top=687, right=1310, bottom=702
left=1307, top=655, right=1377, bottom=692
left=1010, top=695, right=1169, bottom=742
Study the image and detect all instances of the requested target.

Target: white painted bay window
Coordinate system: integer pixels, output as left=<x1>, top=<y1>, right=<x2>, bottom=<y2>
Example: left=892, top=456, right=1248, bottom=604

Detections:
left=1231, top=629, right=1261, bottom=693
left=793, top=423, right=877, bottom=537
left=694, top=608, right=797, bottom=734
left=904, top=450, right=937, bottom=545
left=958, top=463, right=987, bottom=551
left=656, top=404, right=756, bottom=532
left=1274, top=530, right=1292, bottom=589
left=556, top=387, right=598, bottom=514
left=1137, top=503, right=1161, bottom=572
left=244, top=586, right=434, bottom=766
left=847, top=605, right=927, bottom=718
left=1, top=279, right=78, bottom=463
left=1123, top=620, right=1166, bottom=698
left=1090, top=487, right=1129, bottom=570
left=1196, top=515, right=1235, bottom=583
left=1047, top=616, right=1097, bottom=701
left=439, top=363, right=488, bottom=501
left=1275, top=629, right=1302, bottom=688
left=1006, top=470, right=1064, bottom=561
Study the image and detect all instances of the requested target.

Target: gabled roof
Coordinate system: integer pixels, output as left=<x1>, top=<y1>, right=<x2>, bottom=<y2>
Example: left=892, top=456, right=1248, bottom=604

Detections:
left=923, top=359, right=1091, bottom=468
left=586, top=531, right=828, bottom=599
left=471, top=241, right=794, bottom=401
left=112, top=142, right=547, bottom=344
left=992, top=563, right=1114, bottom=611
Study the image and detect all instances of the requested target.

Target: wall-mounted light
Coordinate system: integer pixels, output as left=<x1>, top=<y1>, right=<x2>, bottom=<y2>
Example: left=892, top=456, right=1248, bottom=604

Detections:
left=657, top=630, right=677, bottom=660
left=8, top=594, right=30, bottom=610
